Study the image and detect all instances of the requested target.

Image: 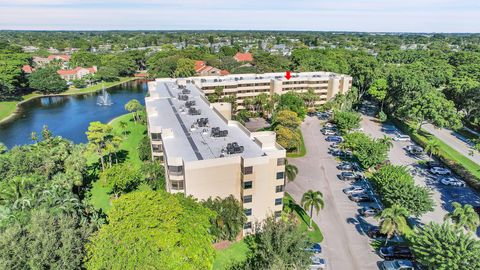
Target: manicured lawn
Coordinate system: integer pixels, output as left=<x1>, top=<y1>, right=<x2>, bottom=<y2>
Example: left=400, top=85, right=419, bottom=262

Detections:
left=287, top=130, right=307, bottom=158
left=213, top=240, right=249, bottom=270
left=0, top=77, right=135, bottom=122
left=284, top=193, right=324, bottom=242
left=86, top=112, right=147, bottom=212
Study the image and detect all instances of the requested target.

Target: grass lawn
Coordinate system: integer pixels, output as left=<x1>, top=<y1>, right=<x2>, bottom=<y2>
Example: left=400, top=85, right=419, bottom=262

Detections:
left=287, top=130, right=307, bottom=158
left=213, top=240, right=249, bottom=270
left=86, top=112, right=147, bottom=212
left=0, top=77, right=135, bottom=123
left=284, top=193, right=324, bottom=242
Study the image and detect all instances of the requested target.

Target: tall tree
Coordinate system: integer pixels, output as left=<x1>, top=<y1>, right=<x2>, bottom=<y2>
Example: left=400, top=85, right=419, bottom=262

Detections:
left=28, top=67, right=68, bottom=94
left=425, top=139, right=441, bottom=158
left=284, top=159, right=299, bottom=182
left=301, top=190, right=324, bottom=228
left=377, top=205, right=409, bottom=245
left=410, top=222, right=480, bottom=270
left=444, top=202, right=480, bottom=232
left=124, top=99, right=143, bottom=123
left=202, top=195, right=246, bottom=242
left=349, top=55, right=378, bottom=100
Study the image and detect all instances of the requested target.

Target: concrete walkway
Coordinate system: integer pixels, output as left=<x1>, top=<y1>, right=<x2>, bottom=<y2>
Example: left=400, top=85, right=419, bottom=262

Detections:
left=286, top=116, right=381, bottom=270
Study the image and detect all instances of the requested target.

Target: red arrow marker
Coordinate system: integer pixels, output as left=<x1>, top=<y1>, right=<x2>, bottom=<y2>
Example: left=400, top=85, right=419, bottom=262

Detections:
left=285, top=71, right=291, bottom=80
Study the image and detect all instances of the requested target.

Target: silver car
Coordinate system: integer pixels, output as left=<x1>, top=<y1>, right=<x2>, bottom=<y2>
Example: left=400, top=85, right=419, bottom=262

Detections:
left=381, top=260, right=414, bottom=270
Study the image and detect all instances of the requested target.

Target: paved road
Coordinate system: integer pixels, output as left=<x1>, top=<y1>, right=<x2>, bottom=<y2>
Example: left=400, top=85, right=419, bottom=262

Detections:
left=423, top=124, right=480, bottom=165
left=286, top=116, right=381, bottom=270
left=360, top=114, right=480, bottom=227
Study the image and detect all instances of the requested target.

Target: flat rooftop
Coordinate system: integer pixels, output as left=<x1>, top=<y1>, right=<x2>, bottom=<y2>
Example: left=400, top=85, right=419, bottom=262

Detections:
left=191, top=71, right=350, bottom=85
left=146, top=81, right=266, bottom=162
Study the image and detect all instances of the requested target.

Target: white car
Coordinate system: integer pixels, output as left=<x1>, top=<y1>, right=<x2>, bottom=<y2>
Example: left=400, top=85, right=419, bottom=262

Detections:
left=310, top=256, right=326, bottom=269
left=440, top=177, right=466, bottom=187
left=393, top=134, right=411, bottom=141
left=352, top=127, right=364, bottom=132
left=430, top=167, right=451, bottom=175
left=342, top=186, right=366, bottom=195
left=324, top=123, right=335, bottom=128
left=323, top=130, right=337, bottom=136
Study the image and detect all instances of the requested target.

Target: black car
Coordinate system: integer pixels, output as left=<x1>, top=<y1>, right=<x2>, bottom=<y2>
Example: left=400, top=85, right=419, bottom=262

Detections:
left=338, top=171, right=361, bottom=181
left=367, top=226, right=388, bottom=239
left=348, top=193, right=374, bottom=202
left=379, top=246, right=414, bottom=260
left=425, top=161, right=442, bottom=169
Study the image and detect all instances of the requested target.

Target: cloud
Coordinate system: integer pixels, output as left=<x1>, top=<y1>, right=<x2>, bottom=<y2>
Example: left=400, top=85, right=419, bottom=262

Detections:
left=0, top=0, right=479, bottom=32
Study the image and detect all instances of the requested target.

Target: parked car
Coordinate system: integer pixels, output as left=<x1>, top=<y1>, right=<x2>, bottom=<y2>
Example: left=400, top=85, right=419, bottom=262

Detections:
left=430, top=167, right=451, bottom=175
left=380, top=260, right=414, bottom=270
left=348, top=193, right=375, bottom=203
left=379, top=246, right=414, bottom=260
left=325, top=136, right=342, bottom=142
left=381, top=125, right=397, bottom=133
left=322, top=129, right=337, bottom=136
left=406, top=145, right=424, bottom=156
left=310, top=256, right=326, bottom=269
left=393, top=134, right=411, bottom=141
left=324, top=123, right=335, bottom=128
left=367, top=226, right=388, bottom=239
left=351, top=127, right=364, bottom=132
left=440, top=177, right=466, bottom=187
left=343, top=186, right=366, bottom=195
left=330, top=142, right=339, bottom=149
left=337, top=162, right=354, bottom=171
left=305, top=243, right=322, bottom=253
left=425, top=161, right=442, bottom=169
left=359, top=206, right=381, bottom=217
left=338, top=172, right=361, bottom=181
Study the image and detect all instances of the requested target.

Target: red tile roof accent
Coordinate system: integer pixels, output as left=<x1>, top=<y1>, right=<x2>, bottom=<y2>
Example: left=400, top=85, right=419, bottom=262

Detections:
left=22, top=65, right=33, bottom=73
left=220, top=70, right=230, bottom=76
left=234, top=52, right=253, bottom=62
left=195, top=60, right=206, bottom=72
left=57, top=66, right=97, bottom=76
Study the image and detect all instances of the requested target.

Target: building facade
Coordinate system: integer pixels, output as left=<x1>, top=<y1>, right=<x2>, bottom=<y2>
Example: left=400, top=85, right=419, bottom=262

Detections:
left=180, top=71, right=352, bottom=110
left=145, top=78, right=286, bottom=234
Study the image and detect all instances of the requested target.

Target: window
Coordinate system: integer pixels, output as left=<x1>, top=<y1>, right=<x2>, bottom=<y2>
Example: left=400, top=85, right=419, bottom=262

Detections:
left=152, top=144, right=162, bottom=153
left=244, top=208, right=252, bottom=216
left=171, top=180, right=184, bottom=190
left=277, top=158, right=285, bottom=166
left=168, top=165, right=183, bottom=176
left=275, top=185, right=284, bottom=193
left=151, top=133, right=161, bottom=141
left=244, top=222, right=252, bottom=229
left=276, top=172, right=285, bottom=180
left=153, top=155, right=164, bottom=162
left=275, top=198, right=282, bottom=205
left=243, top=166, right=253, bottom=175
left=243, top=181, right=253, bottom=189
left=243, top=195, right=252, bottom=203
left=274, top=211, right=282, bottom=218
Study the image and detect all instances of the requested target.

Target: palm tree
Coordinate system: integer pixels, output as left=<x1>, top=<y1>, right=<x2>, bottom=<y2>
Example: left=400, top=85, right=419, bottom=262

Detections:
left=119, top=121, right=128, bottom=137
left=377, top=205, right=409, bottom=245
left=301, top=190, right=324, bottom=229
left=425, top=139, right=441, bottom=158
left=444, top=202, right=480, bottom=232
left=285, top=159, right=299, bottom=182
left=378, top=135, right=393, bottom=149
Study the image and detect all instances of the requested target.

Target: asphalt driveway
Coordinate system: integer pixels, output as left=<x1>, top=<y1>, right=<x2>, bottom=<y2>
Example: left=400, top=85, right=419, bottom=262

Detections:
left=286, top=116, right=381, bottom=270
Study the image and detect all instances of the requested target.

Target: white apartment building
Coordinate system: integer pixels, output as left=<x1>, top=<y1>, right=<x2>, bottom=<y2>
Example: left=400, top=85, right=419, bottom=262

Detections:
left=179, top=71, right=352, bottom=110
left=145, top=79, right=287, bottom=234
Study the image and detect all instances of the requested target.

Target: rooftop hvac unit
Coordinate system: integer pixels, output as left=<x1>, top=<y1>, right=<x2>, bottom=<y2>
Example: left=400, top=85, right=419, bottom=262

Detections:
left=178, top=94, right=189, bottom=101
left=225, top=142, right=244, bottom=154
left=211, top=127, right=228, bottom=138
left=182, top=89, right=191, bottom=94
left=188, top=107, right=201, bottom=115
left=196, top=118, right=209, bottom=127
left=185, top=100, right=196, bottom=108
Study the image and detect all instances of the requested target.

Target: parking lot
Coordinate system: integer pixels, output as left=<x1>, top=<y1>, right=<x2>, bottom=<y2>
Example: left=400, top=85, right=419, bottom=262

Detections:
left=359, top=112, right=480, bottom=228
left=286, top=116, right=382, bottom=270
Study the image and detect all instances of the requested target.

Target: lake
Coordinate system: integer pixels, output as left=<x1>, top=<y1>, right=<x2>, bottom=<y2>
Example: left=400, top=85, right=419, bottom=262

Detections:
left=0, top=80, right=148, bottom=148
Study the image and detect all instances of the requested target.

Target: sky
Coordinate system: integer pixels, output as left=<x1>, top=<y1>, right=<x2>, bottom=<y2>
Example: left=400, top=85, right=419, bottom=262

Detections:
left=0, top=0, right=479, bottom=33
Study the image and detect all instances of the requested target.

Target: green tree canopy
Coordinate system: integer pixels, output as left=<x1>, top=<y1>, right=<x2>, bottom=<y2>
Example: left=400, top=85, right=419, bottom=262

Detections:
left=277, top=92, right=307, bottom=119
left=85, top=190, right=216, bottom=270
left=28, top=67, right=68, bottom=94
left=202, top=195, right=246, bottom=242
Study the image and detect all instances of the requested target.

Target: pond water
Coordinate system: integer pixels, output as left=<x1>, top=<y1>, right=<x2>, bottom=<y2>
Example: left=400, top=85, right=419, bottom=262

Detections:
left=0, top=80, right=148, bottom=148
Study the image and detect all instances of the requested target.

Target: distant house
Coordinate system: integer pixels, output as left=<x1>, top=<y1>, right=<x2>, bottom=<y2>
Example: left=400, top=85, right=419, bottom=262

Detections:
left=194, top=60, right=223, bottom=76
left=233, top=52, right=253, bottom=62
left=22, top=65, right=34, bottom=74
left=57, top=66, right=97, bottom=81
left=33, top=54, right=71, bottom=67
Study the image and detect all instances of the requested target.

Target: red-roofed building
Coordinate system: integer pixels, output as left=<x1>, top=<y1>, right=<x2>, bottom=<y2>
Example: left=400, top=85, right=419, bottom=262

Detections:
left=194, top=60, right=225, bottom=76
left=57, top=66, right=97, bottom=81
left=33, top=54, right=71, bottom=67
left=47, top=55, right=71, bottom=62
left=234, top=52, right=253, bottom=62
left=220, top=70, right=230, bottom=76
left=22, top=65, right=34, bottom=74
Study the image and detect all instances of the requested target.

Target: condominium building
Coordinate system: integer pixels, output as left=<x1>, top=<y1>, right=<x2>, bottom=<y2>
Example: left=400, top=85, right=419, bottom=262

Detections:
left=145, top=79, right=286, bottom=234
left=179, top=71, right=352, bottom=110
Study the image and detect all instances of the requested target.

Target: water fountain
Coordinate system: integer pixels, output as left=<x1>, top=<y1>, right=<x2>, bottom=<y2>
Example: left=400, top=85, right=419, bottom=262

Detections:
left=96, top=86, right=113, bottom=106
